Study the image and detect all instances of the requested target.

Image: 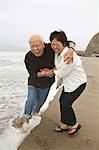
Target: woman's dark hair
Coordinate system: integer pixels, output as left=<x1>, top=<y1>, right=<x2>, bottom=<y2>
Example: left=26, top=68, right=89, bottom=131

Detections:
left=49, top=30, right=68, bottom=46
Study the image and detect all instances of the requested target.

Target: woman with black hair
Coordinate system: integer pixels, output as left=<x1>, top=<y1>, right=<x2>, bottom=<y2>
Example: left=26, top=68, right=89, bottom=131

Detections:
left=50, top=30, right=87, bottom=135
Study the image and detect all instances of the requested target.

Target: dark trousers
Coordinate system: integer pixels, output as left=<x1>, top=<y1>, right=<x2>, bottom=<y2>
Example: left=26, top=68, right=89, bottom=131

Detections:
left=59, top=83, right=86, bottom=126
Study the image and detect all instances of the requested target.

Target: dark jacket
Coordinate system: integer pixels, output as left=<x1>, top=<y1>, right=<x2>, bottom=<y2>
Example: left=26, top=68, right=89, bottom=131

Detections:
left=24, top=43, right=55, bottom=88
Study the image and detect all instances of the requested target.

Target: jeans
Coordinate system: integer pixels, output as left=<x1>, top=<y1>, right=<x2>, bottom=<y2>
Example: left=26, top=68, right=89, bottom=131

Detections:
left=24, top=85, right=49, bottom=119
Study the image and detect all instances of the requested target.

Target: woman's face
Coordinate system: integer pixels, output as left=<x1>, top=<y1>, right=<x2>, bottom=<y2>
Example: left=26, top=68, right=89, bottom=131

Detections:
left=51, top=38, right=65, bottom=54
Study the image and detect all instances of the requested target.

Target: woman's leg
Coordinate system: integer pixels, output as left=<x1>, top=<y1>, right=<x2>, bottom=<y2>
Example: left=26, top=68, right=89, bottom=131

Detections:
left=60, top=83, right=86, bottom=126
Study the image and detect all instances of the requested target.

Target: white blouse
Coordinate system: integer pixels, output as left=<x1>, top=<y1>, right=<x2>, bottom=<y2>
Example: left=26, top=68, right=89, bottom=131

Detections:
left=54, top=47, right=87, bottom=92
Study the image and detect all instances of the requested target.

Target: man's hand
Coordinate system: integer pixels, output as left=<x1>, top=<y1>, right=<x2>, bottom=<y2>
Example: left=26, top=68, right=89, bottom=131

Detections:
left=45, top=69, right=54, bottom=78
left=64, top=41, right=75, bottom=64
left=37, top=71, right=45, bottom=78
left=37, top=68, right=54, bottom=78
left=64, top=48, right=74, bottom=64
left=40, top=68, right=49, bottom=71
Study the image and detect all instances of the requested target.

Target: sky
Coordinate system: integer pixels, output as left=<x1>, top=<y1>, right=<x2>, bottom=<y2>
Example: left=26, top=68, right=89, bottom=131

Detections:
left=0, top=0, right=98, bottom=51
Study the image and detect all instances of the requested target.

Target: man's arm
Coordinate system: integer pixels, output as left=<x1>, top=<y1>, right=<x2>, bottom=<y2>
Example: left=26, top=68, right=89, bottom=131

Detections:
left=37, top=68, right=54, bottom=78
left=24, top=58, right=37, bottom=79
left=25, top=54, right=54, bottom=79
left=25, top=61, right=54, bottom=79
left=64, top=41, right=76, bottom=64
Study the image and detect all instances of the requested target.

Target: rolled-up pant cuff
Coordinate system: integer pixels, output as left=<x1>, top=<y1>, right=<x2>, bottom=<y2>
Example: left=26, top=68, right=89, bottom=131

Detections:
left=23, top=114, right=32, bottom=119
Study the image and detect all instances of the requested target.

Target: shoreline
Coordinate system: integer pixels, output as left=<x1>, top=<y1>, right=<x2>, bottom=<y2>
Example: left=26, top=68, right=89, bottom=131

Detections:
left=18, top=57, right=99, bottom=150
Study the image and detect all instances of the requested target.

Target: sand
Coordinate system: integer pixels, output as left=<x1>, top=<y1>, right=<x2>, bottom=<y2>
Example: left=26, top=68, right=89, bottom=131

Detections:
left=18, top=57, right=99, bottom=150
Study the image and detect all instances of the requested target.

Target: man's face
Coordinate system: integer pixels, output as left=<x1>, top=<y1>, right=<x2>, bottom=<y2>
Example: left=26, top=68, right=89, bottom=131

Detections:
left=29, top=39, right=45, bottom=57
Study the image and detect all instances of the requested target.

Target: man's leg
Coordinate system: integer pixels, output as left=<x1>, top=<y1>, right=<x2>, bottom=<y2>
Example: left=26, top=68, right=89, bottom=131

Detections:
left=35, top=87, right=50, bottom=113
left=20, top=85, right=38, bottom=132
left=24, top=85, right=37, bottom=119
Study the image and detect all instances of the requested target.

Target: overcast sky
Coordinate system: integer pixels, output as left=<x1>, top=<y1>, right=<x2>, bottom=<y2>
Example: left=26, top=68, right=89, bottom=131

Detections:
left=0, top=0, right=98, bottom=51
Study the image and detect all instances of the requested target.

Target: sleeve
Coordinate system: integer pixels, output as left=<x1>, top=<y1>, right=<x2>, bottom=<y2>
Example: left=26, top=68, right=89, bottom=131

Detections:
left=24, top=55, right=37, bottom=79
left=67, top=41, right=76, bottom=50
left=54, top=55, right=75, bottom=79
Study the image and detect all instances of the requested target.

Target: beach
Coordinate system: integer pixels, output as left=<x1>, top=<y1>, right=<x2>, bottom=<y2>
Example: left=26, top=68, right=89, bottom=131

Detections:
left=18, top=57, right=99, bottom=150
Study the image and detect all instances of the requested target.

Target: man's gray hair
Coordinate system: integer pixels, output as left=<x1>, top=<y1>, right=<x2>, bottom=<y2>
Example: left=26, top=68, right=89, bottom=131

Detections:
left=29, top=35, right=44, bottom=44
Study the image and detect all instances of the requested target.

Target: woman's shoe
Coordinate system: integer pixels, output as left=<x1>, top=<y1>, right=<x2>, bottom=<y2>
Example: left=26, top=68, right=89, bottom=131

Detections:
left=68, top=124, right=81, bottom=135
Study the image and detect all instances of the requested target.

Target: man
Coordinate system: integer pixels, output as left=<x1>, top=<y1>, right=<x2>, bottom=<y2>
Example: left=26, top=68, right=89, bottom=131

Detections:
left=21, top=35, right=75, bottom=132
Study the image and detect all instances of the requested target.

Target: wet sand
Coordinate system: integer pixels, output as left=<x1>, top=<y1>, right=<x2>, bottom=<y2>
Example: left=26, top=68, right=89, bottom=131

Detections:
left=18, top=57, right=99, bottom=150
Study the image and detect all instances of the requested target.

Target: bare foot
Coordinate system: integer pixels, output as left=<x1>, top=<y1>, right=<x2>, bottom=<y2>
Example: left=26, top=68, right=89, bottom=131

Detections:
left=21, top=122, right=29, bottom=133
left=59, top=122, right=69, bottom=129
left=32, top=112, right=38, bottom=116
left=54, top=122, right=69, bottom=132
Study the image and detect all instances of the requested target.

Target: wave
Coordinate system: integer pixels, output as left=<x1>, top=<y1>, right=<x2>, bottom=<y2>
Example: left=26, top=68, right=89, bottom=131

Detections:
left=0, top=82, right=63, bottom=150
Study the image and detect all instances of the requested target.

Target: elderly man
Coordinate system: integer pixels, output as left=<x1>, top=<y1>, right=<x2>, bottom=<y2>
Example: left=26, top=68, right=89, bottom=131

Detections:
left=21, top=35, right=75, bottom=132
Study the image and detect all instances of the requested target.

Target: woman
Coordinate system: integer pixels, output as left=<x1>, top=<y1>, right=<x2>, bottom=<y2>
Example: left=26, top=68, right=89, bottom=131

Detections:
left=50, top=31, right=87, bottom=135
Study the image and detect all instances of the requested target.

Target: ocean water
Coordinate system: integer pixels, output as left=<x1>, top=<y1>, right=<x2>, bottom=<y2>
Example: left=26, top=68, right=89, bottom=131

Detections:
left=0, top=50, right=61, bottom=150
left=0, top=51, right=27, bottom=134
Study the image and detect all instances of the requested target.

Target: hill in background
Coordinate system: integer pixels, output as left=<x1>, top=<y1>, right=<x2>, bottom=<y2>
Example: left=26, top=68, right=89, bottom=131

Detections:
left=77, top=33, right=99, bottom=57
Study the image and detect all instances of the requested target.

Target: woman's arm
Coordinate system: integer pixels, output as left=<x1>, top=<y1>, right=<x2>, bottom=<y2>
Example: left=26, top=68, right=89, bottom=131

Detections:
left=54, top=54, right=75, bottom=79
